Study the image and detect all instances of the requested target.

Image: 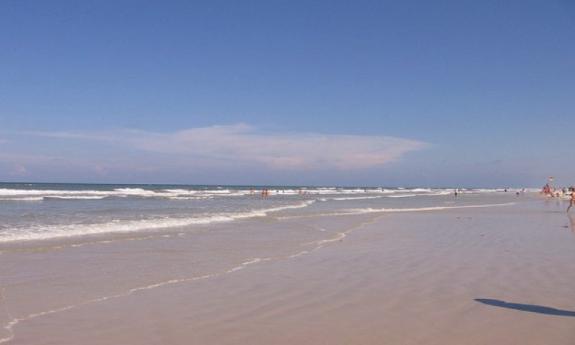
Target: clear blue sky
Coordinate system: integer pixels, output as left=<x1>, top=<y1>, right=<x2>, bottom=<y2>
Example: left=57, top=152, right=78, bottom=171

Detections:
left=1, top=0, right=573, bottom=187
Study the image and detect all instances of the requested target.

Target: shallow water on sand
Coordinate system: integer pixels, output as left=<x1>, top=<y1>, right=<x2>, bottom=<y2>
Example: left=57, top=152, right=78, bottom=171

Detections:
left=2, top=187, right=573, bottom=344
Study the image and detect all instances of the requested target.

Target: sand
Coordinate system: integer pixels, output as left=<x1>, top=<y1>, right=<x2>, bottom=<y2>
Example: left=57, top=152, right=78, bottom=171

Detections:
left=1, top=195, right=574, bottom=344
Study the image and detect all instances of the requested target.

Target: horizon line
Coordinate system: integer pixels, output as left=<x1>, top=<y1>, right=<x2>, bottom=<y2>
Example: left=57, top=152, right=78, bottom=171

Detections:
left=0, top=180, right=535, bottom=190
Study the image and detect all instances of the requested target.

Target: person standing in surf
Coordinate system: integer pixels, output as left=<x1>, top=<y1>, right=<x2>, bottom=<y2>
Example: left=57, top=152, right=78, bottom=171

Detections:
left=567, top=189, right=575, bottom=212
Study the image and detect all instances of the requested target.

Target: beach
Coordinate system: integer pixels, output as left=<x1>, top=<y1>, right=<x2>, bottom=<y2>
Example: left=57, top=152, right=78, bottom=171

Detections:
left=3, top=1, right=574, bottom=343
left=1, top=187, right=574, bottom=344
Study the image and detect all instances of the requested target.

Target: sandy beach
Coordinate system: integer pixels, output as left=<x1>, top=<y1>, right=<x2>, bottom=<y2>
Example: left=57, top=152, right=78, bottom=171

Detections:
left=3, top=1, right=574, bottom=342
left=3, top=1, right=574, bottom=343
left=1, top=192, right=574, bottom=344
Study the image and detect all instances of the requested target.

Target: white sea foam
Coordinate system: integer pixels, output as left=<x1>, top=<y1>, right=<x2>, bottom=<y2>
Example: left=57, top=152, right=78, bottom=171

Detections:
left=0, top=188, right=112, bottom=196
left=166, top=196, right=213, bottom=200
left=0, top=186, right=511, bottom=202
left=0, top=201, right=316, bottom=243
left=0, top=187, right=289, bottom=201
left=316, top=232, right=347, bottom=245
left=410, top=188, right=432, bottom=192
left=288, top=250, right=309, bottom=258
left=276, top=202, right=515, bottom=220
left=317, top=190, right=452, bottom=201
left=43, top=196, right=108, bottom=200
left=334, top=202, right=516, bottom=216
left=387, top=191, right=451, bottom=198
left=386, top=194, right=417, bottom=198
left=330, top=196, right=386, bottom=201
left=226, top=257, right=271, bottom=272
left=0, top=197, right=44, bottom=201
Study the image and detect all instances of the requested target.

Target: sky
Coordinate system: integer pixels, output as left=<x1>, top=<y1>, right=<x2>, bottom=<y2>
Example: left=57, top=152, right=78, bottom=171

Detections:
left=0, top=0, right=574, bottom=187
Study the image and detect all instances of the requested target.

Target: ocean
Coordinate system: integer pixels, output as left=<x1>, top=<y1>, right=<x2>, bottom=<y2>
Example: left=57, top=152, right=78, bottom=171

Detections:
left=4, top=184, right=570, bottom=345
left=0, top=183, right=514, bottom=244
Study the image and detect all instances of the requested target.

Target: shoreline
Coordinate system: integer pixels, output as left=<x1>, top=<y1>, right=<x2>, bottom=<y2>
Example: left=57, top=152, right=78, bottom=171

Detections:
left=2, top=195, right=574, bottom=344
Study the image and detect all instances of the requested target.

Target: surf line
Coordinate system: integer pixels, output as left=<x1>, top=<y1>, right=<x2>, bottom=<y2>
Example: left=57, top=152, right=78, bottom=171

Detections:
left=0, top=288, right=16, bottom=344
left=0, top=200, right=317, bottom=244
left=286, top=213, right=385, bottom=260
left=1, top=232, right=187, bottom=256
left=0, top=212, right=381, bottom=344
left=0, top=255, right=273, bottom=344
left=277, top=202, right=516, bottom=220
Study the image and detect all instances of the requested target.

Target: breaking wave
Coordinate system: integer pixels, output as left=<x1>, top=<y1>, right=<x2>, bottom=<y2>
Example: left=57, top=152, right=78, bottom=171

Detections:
left=0, top=201, right=315, bottom=243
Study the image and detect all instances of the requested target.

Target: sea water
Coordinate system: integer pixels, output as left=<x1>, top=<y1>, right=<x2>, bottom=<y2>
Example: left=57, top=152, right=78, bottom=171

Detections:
left=0, top=183, right=519, bottom=244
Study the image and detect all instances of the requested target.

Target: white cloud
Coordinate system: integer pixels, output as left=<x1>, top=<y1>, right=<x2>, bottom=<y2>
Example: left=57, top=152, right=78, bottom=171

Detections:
left=18, top=124, right=428, bottom=171
left=10, top=163, right=29, bottom=176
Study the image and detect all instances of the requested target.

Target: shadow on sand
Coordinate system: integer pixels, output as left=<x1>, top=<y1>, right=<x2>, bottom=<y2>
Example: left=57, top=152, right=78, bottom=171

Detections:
left=475, top=299, right=575, bottom=317
left=568, top=213, right=575, bottom=233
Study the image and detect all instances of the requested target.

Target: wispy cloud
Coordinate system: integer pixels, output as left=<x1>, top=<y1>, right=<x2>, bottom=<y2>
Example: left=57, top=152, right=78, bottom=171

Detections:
left=10, top=163, right=29, bottom=176
left=21, top=124, right=428, bottom=171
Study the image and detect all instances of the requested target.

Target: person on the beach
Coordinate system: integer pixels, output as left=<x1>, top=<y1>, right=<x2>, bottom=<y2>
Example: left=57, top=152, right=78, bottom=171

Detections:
left=542, top=183, right=552, bottom=196
left=567, top=190, right=575, bottom=212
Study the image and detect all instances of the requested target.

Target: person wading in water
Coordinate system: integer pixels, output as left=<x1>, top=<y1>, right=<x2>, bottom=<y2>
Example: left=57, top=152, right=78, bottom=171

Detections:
left=567, top=188, right=575, bottom=213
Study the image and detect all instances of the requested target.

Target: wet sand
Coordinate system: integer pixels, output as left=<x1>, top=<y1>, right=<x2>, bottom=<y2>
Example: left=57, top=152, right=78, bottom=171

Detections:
left=1, top=196, right=575, bottom=344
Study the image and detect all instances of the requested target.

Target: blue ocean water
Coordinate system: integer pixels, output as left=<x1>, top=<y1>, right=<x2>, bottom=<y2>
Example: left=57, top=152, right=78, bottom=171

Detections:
left=0, top=183, right=509, bottom=243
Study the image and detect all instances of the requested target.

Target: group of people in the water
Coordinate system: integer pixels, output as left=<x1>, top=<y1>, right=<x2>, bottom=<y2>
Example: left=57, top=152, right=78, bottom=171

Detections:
left=453, top=188, right=524, bottom=197
left=541, top=183, right=575, bottom=212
